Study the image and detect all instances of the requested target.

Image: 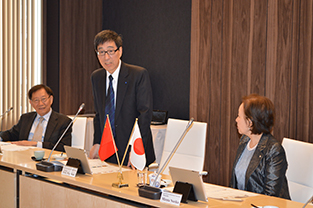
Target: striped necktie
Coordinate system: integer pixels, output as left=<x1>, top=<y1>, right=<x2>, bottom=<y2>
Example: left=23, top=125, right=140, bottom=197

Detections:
left=105, top=75, right=115, bottom=136
left=32, top=117, right=44, bottom=142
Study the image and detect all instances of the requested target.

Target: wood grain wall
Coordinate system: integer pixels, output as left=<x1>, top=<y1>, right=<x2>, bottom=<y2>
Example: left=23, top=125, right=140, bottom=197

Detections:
left=59, top=0, right=102, bottom=115
left=191, top=0, right=313, bottom=186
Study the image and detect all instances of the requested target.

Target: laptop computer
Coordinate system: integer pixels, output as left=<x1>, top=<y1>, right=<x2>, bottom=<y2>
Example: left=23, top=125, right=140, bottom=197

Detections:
left=64, top=146, right=92, bottom=174
left=169, top=166, right=208, bottom=202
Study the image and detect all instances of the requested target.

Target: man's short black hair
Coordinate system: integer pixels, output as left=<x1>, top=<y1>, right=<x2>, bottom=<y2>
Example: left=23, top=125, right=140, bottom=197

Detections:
left=28, top=84, right=54, bottom=100
left=94, top=30, right=123, bottom=51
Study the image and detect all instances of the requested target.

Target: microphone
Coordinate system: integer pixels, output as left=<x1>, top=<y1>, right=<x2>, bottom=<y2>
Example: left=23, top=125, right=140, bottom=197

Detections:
left=1, top=107, right=13, bottom=131
left=302, top=195, right=313, bottom=208
left=153, top=117, right=194, bottom=184
left=36, top=103, right=85, bottom=172
left=138, top=118, right=194, bottom=199
left=0, top=107, right=13, bottom=118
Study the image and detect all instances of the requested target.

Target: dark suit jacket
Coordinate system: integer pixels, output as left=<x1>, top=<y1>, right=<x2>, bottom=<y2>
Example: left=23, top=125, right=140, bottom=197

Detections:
left=230, top=134, right=290, bottom=199
left=91, top=62, right=155, bottom=166
left=0, top=111, right=72, bottom=152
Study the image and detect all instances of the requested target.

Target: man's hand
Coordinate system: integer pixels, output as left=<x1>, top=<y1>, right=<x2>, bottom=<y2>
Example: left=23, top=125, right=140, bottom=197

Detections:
left=127, top=151, right=136, bottom=170
left=11, top=140, right=37, bottom=146
left=89, top=144, right=100, bottom=159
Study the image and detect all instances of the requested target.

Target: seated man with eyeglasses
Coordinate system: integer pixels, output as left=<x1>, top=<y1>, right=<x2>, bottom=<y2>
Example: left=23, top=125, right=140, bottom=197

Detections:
left=0, top=84, right=72, bottom=152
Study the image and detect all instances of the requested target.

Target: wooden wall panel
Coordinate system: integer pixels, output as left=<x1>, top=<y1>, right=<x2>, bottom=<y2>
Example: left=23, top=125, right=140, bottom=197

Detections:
left=250, top=0, right=267, bottom=94
left=272, top=0, right=293, bottom=141
left=289, top=0, right=300, bottom=138
left=297, top=1, right=313, bottom=140
left=191, top=0, right=313, bottom=186
left=220, top=0, right=233, bottom=187
left=59, top=0, right=102, bottom=115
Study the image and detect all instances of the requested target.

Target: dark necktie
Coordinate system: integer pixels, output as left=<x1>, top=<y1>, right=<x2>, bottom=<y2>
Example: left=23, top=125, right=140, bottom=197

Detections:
left=105, top=75, right=115, bottom=136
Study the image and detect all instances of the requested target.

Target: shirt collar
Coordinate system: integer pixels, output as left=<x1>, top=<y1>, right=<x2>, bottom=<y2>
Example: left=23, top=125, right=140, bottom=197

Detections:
left=106, top=60, right=121, bottom=80
left=36, top=108, right=52, bottom=121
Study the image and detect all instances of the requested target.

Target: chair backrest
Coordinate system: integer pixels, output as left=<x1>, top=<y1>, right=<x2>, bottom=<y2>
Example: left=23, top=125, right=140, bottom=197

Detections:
left=159, top=118, right=207, bottom=175
left=69, top=116, right=87, bottom=149
left=282, top=137, right=313, bottom=203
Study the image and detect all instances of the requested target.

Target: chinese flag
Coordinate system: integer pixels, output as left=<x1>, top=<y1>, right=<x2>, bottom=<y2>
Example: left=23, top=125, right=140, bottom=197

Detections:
left=98, top=117, right=118, bottom=161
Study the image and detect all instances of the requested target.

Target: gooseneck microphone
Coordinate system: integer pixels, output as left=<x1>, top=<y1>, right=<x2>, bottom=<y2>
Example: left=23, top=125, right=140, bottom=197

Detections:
left=1, top=107, right=13, bottom=131
left=0, top=107, right=13, bottom=118
left=152, top=117, right=194, bottom=185
left=303, top=195, right=313, bottom=208
left=47, top=103, right=85, bottom=162
left=36, top=103, right=85, bottom=172
left=138, top=118, right=195, bottom=199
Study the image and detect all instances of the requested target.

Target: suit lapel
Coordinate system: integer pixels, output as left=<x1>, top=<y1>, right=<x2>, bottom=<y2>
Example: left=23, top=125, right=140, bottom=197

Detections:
left=233, top=135, right=249, bottom=167
left=44, top=111, right=58, bottom=142
left=245, top=135, right=267, bottom=186
left=102, top=69, right=107, bottom=125
left=24, top=113, right=37, bottom=138
left=115, top=62, right=129, bottom=120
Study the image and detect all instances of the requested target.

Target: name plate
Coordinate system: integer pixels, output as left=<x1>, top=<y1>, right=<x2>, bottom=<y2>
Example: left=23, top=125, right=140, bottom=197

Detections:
left=160, top=191, right=182, bottom=206
left=61, top=165, right=78, bottom=177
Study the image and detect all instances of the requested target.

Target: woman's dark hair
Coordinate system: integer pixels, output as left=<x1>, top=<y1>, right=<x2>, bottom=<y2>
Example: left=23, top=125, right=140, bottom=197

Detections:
left=28, top=84, right=54, bottom=100
left=94, top=30, right=123, bottom=51
left=242, top=94, right=275, bottom=134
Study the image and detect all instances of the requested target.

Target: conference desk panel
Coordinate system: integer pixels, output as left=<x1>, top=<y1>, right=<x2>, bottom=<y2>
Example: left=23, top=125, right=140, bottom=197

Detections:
left=0, top=147, right=310, bottom=208
left=19, top=175, right=138, bottom=208
left=0, top=168, right=16, bottom=207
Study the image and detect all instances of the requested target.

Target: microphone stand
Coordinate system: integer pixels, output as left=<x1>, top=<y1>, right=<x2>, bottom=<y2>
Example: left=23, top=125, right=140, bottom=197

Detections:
left=302, top=195, right=313, bottom=208
left=1, top=107, right=13, bottom=131
left=138, top=118, right=194, bottom=199
left=36, top=103, right=85, bottom=172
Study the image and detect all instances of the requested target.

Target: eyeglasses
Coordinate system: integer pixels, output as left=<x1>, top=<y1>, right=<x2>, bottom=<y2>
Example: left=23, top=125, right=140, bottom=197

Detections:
left=31, top=96, right=51, bottom=104
left=96, top=47, right=120, bottom=56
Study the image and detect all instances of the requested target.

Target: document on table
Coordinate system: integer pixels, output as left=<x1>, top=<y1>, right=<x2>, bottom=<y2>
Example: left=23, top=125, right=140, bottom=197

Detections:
left=0, top=142, right=35, bottom=152
left=0, top=141, right=11, bottom=146
left=88, top=159, right=131, bottom=174
left=204, top=183, right=258, bottom=201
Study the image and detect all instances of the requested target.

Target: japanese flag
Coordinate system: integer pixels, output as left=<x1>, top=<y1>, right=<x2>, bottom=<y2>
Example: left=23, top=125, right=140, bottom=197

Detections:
left=130, top=120, right=146, bottom=170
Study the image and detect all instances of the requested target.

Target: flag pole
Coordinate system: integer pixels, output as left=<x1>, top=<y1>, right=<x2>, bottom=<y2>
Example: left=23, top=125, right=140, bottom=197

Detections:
left=107, top=115, right=128, bottom=188
left=106, top=115, right=121, bottom=167
left=120, top=118, right=138, bottom=167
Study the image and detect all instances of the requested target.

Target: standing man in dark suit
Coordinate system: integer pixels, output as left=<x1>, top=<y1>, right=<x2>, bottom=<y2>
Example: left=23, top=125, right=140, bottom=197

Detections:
left=0, top=84, right=72, bottom=152
left=90, top=30, right=155, bottom=167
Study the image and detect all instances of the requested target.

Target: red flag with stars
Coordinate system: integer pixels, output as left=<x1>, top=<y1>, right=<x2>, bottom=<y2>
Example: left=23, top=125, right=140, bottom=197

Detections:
left=98, top=116, right=118, bottom=161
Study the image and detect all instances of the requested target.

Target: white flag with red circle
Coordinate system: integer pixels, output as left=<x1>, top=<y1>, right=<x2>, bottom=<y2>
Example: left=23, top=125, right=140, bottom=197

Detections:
left=130, top=120, right=146, bottom=171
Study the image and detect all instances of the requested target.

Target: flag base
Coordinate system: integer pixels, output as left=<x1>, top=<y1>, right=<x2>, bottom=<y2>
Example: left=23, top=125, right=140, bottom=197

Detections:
left=112, top=170, right=128, bottom=188
left=112, top=182, right=129, bottom=188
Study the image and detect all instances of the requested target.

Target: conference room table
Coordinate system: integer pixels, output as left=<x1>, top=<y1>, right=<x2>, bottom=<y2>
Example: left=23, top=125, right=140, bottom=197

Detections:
left=0, top=147, right=310, bottom=208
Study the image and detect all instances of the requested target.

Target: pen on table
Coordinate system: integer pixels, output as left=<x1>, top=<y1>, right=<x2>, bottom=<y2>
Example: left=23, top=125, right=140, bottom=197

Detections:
left=251, top=204, right=258, bottom=207
left=222, top=197, right=243, bottom=202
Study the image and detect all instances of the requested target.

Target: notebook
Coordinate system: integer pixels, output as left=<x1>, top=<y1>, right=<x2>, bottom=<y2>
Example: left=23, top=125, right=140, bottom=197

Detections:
left=169, top=166, right=208, bottom=202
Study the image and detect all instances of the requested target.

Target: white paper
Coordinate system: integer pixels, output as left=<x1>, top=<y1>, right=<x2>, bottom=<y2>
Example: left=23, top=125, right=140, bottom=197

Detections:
left=160, top=191, right=182, bottom=206
left=62, top=165, right=78, bottom=177
left=88, top=159, right=131, bottom=174
left=0, top=143, right=35, bottom=151
left=0, top=141, right=11, bottom=146
left=203, top=183, right=258, bottom=201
